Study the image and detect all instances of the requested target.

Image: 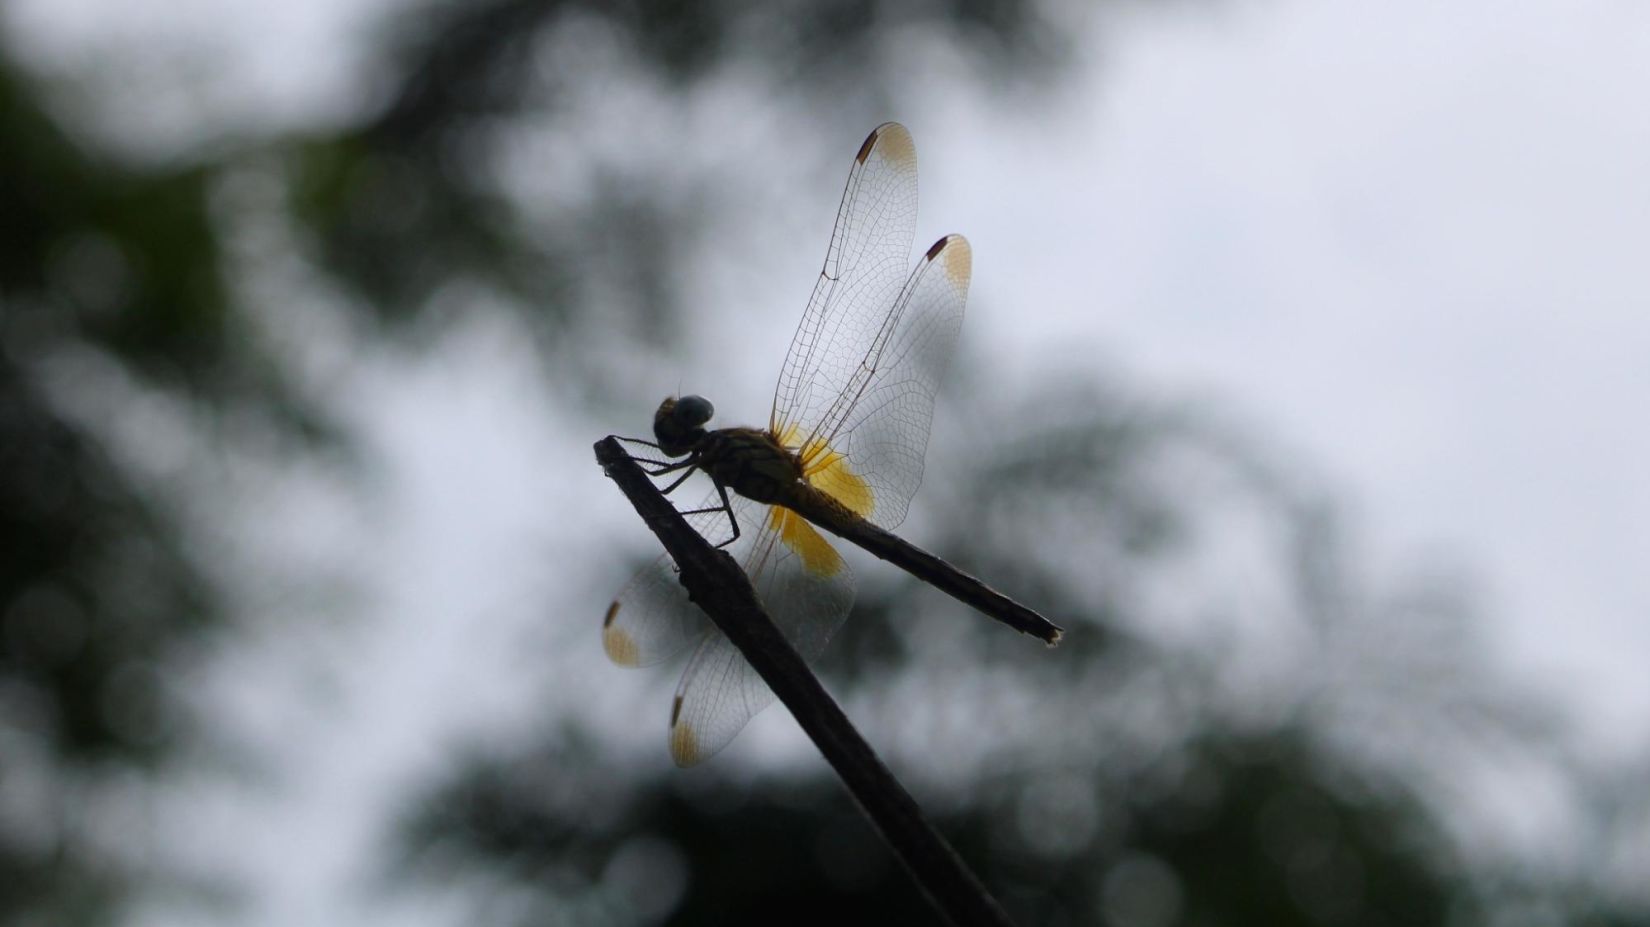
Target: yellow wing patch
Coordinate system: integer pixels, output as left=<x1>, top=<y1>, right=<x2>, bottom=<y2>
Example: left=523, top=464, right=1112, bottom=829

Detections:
left=773, top=424, right=875, bottom=518
left=603, top=626, right=639, bottom=666
left=872, top=122, right=917, bottom=171
left=602, top=602, right=640, bottom=666
left=670, top=720, right=701, bottom=766
left=670, top=694, right=702, bottom=766
left=939, top=234, right=971, bottom=287
left=768, top=506, right=844, bottom=577
left=802, top=442, right=874, bottom=518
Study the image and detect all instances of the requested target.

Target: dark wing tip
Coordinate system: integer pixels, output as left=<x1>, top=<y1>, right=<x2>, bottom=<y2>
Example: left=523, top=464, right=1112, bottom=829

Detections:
left=855, top=128, right=880, bottom=164
left=857, top=122, right=916, bottom=169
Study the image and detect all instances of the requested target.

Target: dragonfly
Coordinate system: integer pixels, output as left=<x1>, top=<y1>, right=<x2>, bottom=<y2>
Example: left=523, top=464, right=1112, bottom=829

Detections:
left=605, top=122, right=1062, bottom=766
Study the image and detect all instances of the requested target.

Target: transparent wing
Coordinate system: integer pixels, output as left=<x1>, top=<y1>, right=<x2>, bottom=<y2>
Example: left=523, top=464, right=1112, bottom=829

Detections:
left=666, top=502, right=856, bottom=766
left=603, top=555, right=702, bottom=667
left=771, top=122, right=919, bottom=444
left=603, top=489, right=741, bottom=668
left=800, top=234, right=971, bottom=531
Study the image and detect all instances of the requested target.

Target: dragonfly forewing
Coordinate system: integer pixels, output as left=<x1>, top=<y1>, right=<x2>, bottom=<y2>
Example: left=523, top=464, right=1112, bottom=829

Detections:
left=773, top=123, right=919, bottom=460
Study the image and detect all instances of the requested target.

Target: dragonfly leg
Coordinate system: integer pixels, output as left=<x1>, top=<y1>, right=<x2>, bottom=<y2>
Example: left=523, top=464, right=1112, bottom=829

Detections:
left=611, top=435, right=678, bottom=471
left=678, top=480, right=740, bottom=548
left=655, top=461, right=700, bottom=495
left=711, top=480, right=739, bottom=548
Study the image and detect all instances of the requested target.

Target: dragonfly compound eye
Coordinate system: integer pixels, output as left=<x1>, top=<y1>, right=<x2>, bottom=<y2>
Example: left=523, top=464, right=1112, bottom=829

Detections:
left=676, top=395, right=714, bottom=426
left=653, top=394, right=714, bottom=457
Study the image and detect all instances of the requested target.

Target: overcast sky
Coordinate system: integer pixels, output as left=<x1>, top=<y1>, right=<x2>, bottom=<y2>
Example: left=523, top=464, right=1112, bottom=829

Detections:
left=8, top=0, right=1648, bottom=923
left=953, top=0, right=1650, bottom=744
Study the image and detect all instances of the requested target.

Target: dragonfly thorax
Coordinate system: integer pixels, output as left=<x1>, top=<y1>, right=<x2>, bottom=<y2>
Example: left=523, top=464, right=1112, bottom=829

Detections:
left=696, top=427, right=804, bottom=505
left=652, top=395, right=715, bottom=457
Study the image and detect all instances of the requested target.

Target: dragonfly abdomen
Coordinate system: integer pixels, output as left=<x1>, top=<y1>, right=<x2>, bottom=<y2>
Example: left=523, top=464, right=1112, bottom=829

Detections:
left=785, top=483, right=1064, bottom=645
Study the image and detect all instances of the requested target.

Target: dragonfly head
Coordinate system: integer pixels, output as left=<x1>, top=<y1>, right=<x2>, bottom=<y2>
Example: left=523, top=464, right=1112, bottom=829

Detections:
left=653, top=395, right=714, bottom=457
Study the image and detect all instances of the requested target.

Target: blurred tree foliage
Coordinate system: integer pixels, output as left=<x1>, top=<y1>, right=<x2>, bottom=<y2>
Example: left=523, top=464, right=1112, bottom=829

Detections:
left=2, top=0, right=1647, bottom=925
left=1, top=51, right=231, bottom=926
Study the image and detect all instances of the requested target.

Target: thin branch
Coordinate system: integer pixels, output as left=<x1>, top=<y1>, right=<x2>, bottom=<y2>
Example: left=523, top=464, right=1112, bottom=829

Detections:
left=595, top=436, right=1017, bottom=927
